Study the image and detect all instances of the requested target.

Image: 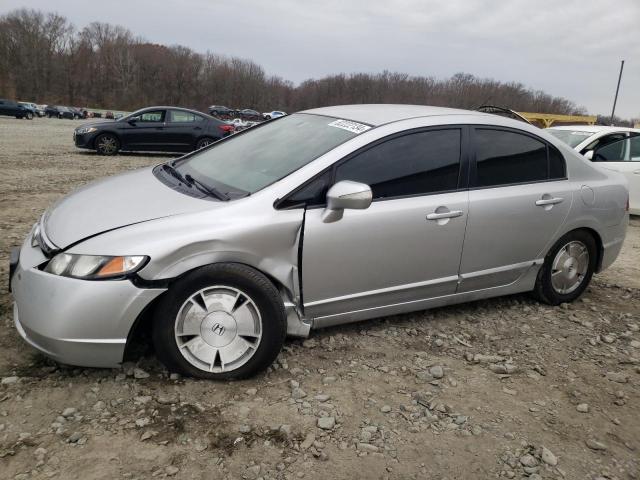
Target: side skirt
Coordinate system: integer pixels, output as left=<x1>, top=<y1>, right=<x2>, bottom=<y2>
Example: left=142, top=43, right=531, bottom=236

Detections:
left=310, top=263, right=542, bottom=329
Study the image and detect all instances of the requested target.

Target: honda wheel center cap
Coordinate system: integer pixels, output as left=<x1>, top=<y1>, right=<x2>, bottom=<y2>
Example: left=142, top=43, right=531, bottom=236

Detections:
left=200, top=311, right=237, bottom=347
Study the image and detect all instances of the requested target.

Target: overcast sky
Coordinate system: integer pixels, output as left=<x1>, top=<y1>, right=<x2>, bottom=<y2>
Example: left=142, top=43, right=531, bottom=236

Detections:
left=2, top=0, right=639, bottom=118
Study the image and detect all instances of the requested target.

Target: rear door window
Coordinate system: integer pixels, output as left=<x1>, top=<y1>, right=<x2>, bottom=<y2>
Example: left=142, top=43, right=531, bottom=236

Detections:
left=472, top=128, right=565, bottom=187
left=169, top=110, right=203, bottom=123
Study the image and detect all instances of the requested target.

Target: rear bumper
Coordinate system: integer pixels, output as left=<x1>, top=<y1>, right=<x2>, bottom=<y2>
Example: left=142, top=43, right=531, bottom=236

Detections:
left=11, top=240, right=165, bottom=368
left=599, top=213, right=628, bottom=272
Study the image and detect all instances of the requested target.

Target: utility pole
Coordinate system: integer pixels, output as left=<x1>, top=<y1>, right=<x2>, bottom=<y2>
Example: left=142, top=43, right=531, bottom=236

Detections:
left=610, top=60, right=624, bottom=126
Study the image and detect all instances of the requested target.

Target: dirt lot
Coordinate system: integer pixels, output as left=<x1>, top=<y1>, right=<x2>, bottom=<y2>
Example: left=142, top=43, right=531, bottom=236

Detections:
left=1, top=117, right=639, bottom=480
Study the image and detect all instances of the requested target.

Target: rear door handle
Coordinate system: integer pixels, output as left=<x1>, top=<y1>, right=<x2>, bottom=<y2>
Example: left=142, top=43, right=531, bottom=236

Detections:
left=535, top=197, right=563, bottom=206
left=426, top=210, right=463, bottom=220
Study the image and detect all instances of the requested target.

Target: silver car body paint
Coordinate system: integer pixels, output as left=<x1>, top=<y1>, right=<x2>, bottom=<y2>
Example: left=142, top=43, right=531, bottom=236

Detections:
left=11, top=105, right=628, bottom=368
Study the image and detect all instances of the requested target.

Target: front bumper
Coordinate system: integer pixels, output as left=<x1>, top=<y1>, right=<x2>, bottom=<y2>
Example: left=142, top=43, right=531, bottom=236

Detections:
left=73, top=131, right=96, bottom=149
left=10, top=240, right=165, bottom=368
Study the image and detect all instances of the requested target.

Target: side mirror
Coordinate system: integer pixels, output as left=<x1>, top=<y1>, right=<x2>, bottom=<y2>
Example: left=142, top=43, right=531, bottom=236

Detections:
left=322, top=180, right=372, bottom=223
left=583, top=150, right=594, bottom=161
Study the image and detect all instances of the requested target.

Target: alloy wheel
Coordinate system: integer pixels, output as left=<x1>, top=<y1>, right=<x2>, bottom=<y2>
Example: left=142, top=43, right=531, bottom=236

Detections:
left=97, top=135, right=118, bottom=154
left=551, top=240, right=589, bottom=295
left=174, top=286, right=262, bottom=373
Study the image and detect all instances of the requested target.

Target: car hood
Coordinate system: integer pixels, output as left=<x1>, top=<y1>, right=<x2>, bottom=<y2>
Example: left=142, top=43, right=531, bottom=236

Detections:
left=44, top=166, right=217, bottom=248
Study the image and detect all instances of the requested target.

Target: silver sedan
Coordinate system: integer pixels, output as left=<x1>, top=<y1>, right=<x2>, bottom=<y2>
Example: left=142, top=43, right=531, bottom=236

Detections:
left=10, top=105, right=629, bottom=379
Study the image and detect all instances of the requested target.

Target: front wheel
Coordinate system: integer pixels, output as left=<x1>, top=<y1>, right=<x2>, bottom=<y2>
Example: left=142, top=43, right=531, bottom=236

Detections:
left=533, top=230, right=597, bottom=305
left=95, top=133, right=120, bottom=155
left=152, top=263, right=287, bottom=380
left=26, top=112, right=34, bottom=120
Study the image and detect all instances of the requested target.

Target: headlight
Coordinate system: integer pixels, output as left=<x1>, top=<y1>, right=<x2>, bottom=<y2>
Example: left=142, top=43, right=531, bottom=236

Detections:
left=44, top=254, right=148, bottom=279
left=76, top=127, right=97, bottom=134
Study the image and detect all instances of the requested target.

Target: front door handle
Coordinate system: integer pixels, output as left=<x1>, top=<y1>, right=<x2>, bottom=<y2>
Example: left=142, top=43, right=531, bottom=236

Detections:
left=535, top=197, right=563, bottom=206
left=426, top=210, right=463, bottom=220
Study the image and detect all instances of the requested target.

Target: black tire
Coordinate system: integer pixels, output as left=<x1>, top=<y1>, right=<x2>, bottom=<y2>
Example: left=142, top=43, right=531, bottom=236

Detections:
left=533, top=230, right=597, bottom=305
left=26, top=112, right=34, bottom=120
left=195, top=137, right=215, bottom=150
left=152, top=263, right=287, bottom=380
left=94, top=133, right=120, bottom=155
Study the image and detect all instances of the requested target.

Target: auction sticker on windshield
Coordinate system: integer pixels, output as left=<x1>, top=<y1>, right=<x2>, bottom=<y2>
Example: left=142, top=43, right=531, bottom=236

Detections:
left=328, top=119, right=371, bottom=134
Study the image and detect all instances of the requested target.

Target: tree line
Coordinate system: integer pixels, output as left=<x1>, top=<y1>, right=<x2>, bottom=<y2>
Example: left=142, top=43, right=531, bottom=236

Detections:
left=0, top=8, right=618, bottom=122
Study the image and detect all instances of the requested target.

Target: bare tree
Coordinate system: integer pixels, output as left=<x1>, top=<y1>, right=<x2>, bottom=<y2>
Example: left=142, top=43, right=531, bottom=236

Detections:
left=0, top=8, right=600, bottom=120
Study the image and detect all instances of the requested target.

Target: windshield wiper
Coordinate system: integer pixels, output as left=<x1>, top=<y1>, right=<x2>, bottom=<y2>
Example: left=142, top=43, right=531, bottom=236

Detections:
left=162, top=164, right=189, bottom=184
left=185, top=174, right=230, bottom=201
left=162, top=163, right=229, bottom=200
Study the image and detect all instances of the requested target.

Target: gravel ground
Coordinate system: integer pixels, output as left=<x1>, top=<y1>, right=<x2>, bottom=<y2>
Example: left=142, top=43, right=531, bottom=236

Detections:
left=1, top=117, right=639, bottom=480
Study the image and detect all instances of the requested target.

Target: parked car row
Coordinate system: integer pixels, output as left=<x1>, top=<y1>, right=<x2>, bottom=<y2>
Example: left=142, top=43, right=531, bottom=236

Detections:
left=0, top=99, right=35, bottom=119
left=226, top=117, right=260, bottom=132
left=0, top=98, right=128, bottom=121
left=19, top=102, right=45, bottom=117
left=208, top=105, right=286, bottom=121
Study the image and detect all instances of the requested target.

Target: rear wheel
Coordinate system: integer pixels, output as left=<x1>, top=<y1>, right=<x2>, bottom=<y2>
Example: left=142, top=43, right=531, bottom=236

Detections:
left=152, top=263, right=286, bottom=380
left=26, top=112, right=34, bottom=120
left=196, top=137, right=215, bottom=150
left=533, top=230, right=597, bottom=305
left=95, top=133, right=120, bottom=155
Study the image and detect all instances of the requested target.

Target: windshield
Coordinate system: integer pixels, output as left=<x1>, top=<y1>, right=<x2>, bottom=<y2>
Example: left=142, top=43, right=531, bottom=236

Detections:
left=546, top=129, right=594, bottom=148
left=174, top=114, right=363, bottom=194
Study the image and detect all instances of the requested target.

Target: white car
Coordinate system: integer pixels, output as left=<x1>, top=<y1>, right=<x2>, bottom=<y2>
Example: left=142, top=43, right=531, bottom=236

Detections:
left=263, top=110, right=286, bottom=119
left=227, top=118, right=249, bottom=131
left=547, top=125, right=640, bottom=214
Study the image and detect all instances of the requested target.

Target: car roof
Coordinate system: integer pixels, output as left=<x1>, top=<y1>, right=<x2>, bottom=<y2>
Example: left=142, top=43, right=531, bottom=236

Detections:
left=134, top=106, right=216, bottom=118
left=547, top=125, right=640, bottom=134
left=301, top=104, right=492, bottom=126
